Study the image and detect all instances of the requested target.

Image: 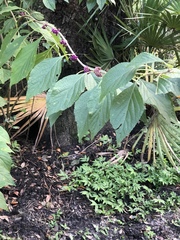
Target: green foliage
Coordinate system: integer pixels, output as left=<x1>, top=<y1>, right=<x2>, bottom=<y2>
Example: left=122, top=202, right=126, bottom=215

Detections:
left=81, top=25, right=115, bottom=70
left=34, top=50, right=179, bottom=167
left=0, top=0, right=67, bottom=143
left=43, top=0, right=56, bottom=11
left=0, top=127, right=14, bottom=211
left=115, top=0, right=180, bottom=62
left=65, top=156, right=180, bottom=216
left=26, top=57, right=63, bottom=100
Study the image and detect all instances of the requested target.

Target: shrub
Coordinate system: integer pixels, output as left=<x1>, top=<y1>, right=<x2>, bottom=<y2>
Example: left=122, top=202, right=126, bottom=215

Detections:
left=60, top=156, right=180, bottom=217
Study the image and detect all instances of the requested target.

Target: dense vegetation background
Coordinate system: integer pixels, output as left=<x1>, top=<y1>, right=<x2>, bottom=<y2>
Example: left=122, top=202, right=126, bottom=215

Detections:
left=0, top=2, right=180, bottom=238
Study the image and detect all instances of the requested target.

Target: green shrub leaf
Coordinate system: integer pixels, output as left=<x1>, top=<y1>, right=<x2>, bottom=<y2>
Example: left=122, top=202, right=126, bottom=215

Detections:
left=11, top=39, right=41, bottom=86
left=0, top=126, right=10, bottom=144
left=101, top=52, right=164, bottom=99
left=26, top=56, right=63, bottom=100
left=139, top=80, right=177, bottom=122
left=0, top=35, right=26, bottom=68
left=0, top=151, right=13, bottom=171
left=100, top=62, right=135, bottom=99
left=47, top=74, right=85, bottom=116
left=0, top=167, right=14, bottom=188
left=0, top=6, right=20, bottom=14
left=0, top=192, right=8, bottom=211
left=0, top=127, right=14, bottom=210
left=156, top=77, right=180, bottom=96
left=97, top=0, right=106, bottom=10
left=43, top=0, right=56, bottom=11
left=0, top=96, right=6, bottom=107
left=130, top=52, right=164, bottom=67
left=110, top=83, right=144, bottom=144
left=75, top=90, right=91, bottom=141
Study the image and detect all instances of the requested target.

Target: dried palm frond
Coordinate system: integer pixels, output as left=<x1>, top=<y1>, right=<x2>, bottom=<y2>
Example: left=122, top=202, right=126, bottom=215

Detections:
left=0, top=93, right=48, bottom=149
left=132, top=112, right=180, bottom=170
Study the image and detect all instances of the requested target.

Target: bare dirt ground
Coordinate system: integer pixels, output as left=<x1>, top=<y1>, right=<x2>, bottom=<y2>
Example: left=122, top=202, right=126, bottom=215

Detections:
left=0, top=139, right=180, bottom=240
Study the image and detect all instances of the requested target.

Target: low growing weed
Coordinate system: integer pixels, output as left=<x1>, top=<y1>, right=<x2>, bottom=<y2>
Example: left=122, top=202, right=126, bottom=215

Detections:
left=60, top=156, right=180, bottom=217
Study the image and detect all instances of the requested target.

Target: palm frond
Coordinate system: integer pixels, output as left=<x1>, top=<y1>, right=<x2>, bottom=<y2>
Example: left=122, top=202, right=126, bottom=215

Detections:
left=132, top=112, right=180, bottom=170
left=0, top=93, right=48, bottom=149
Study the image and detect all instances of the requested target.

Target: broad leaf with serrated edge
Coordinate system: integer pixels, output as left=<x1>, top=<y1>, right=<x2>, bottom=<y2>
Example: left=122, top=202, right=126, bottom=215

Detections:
left=139, top=80, right=177, bottom=122
left=130, top=52, right=164, bottom=68
left=11, top=39, right=40, bottom=86
left=26, top=56, right=63, bottom=100
left=110, top=84, right=144, bottom=144
left=100, top=62, right=135, bottom=99
left=101, top=52, right=164, bottom=99
left=47, top=74, right=85, bottom=116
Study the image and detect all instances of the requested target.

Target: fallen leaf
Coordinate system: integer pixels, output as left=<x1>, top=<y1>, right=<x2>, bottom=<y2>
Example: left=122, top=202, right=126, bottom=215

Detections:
left=46, top=194, right=51, bottom=203
left=21, top=162, right=26, bottom=168
left=0, top=215, right=9, bottom=222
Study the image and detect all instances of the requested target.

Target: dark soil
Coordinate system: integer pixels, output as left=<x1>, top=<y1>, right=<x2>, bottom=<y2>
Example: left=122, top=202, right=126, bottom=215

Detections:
left=0, top=137, right=180, bottom=240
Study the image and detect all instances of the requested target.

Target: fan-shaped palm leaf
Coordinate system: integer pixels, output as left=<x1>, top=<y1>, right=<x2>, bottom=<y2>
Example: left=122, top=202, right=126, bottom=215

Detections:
left=0, top=93, right=48, bottom=149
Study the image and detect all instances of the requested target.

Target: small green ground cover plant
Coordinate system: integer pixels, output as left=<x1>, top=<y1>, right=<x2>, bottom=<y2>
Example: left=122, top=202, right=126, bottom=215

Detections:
left=59, top=155, right=180, bottom=217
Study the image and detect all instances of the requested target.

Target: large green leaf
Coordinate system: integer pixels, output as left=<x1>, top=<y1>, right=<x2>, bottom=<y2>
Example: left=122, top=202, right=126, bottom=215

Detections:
left=48, top=111, right=62, bottom=127
left=0, top=68, right=11, bottom=84
left=110, top=84, right=144, bottom=144
left=97, top=0, right=106, bottom=10
left=0, top=167, right=14, bottom=188
left=75, top=90, right=91, bottom=141
left=86, top=0, right=96, bottom=12
left=0, top=151, right=12, bottom=171
left=156, top=77, right=180, bottom=96
left=0, top=35, right=26, bottom=68
left=0, top=192, right=8, bottom=211
left=88, top=89, right=112, bottom=138
left=0, top=142, right=12, bottom=153
left=75, top=85, right=111, bottom=141
left=28, top=22, right=52, bottom=43
left=130, top=52, right=164, bottom=68
left=43, top=0, right=56, bottom=11
left=84, top=73, right=97, bottom=90
left=26, top=56, right=63, bottom=100
left=139, top=80, right=177, bottom=122
left=0, top=6, right=20, bottom=14
left=101, top=52, right=164, bottom=99
left=47, top=74, right=86, bottom=116
left=0, top=97, right=6, bottom=107
left=11, top=39, right=40, bottom=86
left=101, top=62, right=135, bottom=99
left=0, top=29, right=17, bottom=53
left=0, top=127, right=14, bottom=211
left=0, top=126, right=10, bottom=144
